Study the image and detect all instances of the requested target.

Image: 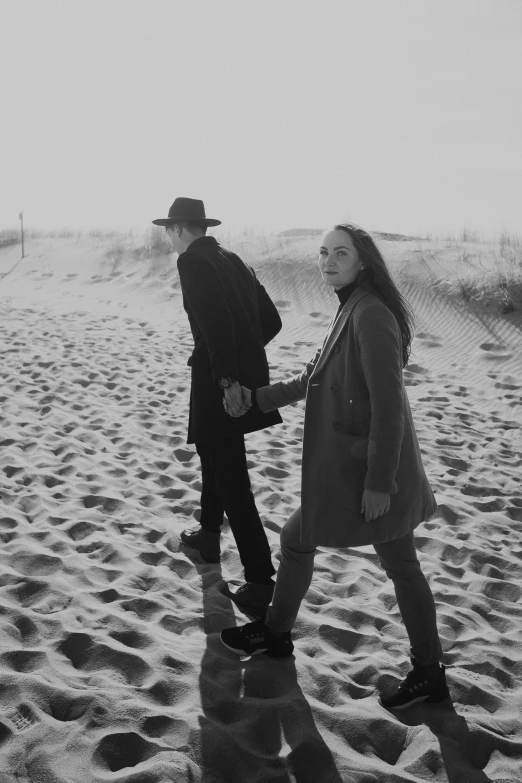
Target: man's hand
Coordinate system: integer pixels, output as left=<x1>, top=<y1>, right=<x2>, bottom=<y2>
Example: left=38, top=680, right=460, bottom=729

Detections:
left=223, top=382, right=251, bottom=417
left=361, top=489, right=391, bottom=522
left=240, top=386, right=252, bottom=408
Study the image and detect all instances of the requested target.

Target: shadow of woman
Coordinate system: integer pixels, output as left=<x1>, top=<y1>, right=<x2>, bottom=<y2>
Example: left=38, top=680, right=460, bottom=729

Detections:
left=190, top=556, right=345, bottom=783
left=381, top=694, right=520, bottom=782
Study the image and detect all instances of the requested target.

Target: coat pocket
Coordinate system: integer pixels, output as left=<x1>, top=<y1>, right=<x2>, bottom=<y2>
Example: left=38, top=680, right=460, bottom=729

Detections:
left=345, top=397, right=371, bottom=436
left=332, top=432, right=369, bottom=514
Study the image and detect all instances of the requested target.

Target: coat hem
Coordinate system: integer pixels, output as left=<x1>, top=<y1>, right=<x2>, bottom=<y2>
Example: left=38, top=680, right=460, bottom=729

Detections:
left=300, top=517, right=425, bottom=548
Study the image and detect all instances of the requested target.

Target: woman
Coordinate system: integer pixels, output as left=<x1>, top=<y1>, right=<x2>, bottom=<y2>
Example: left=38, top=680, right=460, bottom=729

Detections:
left=220, top=223, right=449, bottom=711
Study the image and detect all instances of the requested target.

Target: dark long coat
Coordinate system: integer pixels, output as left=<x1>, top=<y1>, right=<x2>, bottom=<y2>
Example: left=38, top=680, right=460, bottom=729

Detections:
left=177, top=236, right=283, bottom=444
left=257, top=287, right=437, bottom=547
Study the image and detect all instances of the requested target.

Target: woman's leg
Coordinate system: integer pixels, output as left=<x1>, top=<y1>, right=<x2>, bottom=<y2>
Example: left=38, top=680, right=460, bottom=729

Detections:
left=264, top=507, right=317, bottom=635
left=373, top=532, right=443, bottom=666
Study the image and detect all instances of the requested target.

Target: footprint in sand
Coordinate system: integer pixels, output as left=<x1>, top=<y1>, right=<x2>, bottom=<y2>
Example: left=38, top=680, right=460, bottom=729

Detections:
left=145, top=529, right=163, bottom=544
left=66, top=521, right=100, bottom=541
left=119, top=597, right=164, bottom=621
left=141, top=714, right=179, bottom=739
left=405, top=363, right=428, bottom=375
left=439, top=454, right=470, bottom=472
left=58, top=632, right=152, bottom=686
left=109, top=629, right=152, bottom=650
left=493, top=375, right=521, bottom=391
left=416, top=331, right=442, bottom=348
left=260, top=465, right=289, bottom=480
left=0, top=704, right=40, bottom=734
left=81, top=495, right=125, bottom=513
left=1, top=650, right=48, bottom=674
left=461, top=484, right=507, bottom=498
left=506, top=506, right=522, bottom=522
left=10, top=552, right=62, bottom=577
left=92, top=731, right=165, bottom=773
left=35, top=593, right=73, bottom=615
left=173, top=448, right=196, bottom=464
left=139, top=550, right=168, bottom=566
left=45, top=693, right=93, bottom=723
left=478, top=342, right=512, bottom=361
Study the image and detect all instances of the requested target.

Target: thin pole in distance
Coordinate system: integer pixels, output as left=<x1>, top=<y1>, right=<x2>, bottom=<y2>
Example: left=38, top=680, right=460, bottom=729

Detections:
left=19, top=211, right=24, bottom=258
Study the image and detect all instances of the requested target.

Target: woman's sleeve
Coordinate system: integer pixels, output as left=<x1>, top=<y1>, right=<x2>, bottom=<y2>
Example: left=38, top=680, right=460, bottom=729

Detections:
left=357, top=303, right=405, bottom=494
left=256, top=348, right=321, bottom=412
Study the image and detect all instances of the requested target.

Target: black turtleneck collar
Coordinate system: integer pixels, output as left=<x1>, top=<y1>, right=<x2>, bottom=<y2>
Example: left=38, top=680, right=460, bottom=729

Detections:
left=334, top=280, right=359, bottom=309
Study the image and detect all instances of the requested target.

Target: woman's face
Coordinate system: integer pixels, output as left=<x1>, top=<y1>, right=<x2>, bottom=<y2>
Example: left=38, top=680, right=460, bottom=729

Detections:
left=318, top=229, right=361, bottom=288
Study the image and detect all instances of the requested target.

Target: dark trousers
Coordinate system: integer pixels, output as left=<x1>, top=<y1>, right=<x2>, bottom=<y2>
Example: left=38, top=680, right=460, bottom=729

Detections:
left=195, top=435, right=275, bottom=585
left=266, top=508, right=443, bottom=666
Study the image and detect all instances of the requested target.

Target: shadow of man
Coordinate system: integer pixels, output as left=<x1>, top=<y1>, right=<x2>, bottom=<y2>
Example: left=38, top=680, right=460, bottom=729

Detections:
left=186, top=550, right=345, bottom=783
left=381, top=693, right=520, bottom=782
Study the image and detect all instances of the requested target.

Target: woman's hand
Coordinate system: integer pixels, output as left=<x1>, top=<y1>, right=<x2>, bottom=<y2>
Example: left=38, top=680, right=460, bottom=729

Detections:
left=223, top=384, right=252, bottom=417
left=361, top=489, right=391, bottom=522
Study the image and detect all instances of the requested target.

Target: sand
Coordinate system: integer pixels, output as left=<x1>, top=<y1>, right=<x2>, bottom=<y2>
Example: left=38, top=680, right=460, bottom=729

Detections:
left=0, top=234, right=521, bottom=782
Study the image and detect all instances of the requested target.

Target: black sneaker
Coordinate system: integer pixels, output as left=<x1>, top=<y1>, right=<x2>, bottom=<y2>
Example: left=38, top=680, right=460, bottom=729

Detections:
left=180, top=526, right=221, bottom=563
left=220, top=619, right=294, bottom=658
left=221, top=581, right=274, bottom=618
left=379, top=657, right=449, bottom=710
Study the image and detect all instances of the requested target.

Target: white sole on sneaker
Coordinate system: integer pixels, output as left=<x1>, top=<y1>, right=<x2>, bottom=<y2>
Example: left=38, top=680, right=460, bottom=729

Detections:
left=220, top=639, right=268, bottom=656
left=379, top=694, right=430, bottom=710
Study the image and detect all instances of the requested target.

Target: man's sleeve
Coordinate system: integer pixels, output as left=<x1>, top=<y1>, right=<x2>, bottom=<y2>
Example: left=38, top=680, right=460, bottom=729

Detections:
left=255, top=275, right=282, bottom=345
left=357, top=303, right=405, bottom=494
left=177, top=252, right=238, bottom=384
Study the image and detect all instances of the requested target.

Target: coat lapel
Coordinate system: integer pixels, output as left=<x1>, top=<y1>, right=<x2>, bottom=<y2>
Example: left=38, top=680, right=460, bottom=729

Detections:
left=311, top=288, right=371, bottom=378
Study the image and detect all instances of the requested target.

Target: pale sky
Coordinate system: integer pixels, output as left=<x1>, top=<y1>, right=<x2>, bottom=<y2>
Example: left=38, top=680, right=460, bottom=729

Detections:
left=1, top=0, right=521, bottom=237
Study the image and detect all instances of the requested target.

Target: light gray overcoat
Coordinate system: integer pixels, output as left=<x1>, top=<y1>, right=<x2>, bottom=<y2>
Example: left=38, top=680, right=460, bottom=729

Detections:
left=256, top=287, right=437, bottom=547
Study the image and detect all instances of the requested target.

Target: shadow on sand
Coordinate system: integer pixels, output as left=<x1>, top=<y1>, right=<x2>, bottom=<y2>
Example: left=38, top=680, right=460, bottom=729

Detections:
left=380, top=691, right=520, bottom=782
left=182, top=550, right=344, bottom=783
left=183, top=543, right=520, bottom=783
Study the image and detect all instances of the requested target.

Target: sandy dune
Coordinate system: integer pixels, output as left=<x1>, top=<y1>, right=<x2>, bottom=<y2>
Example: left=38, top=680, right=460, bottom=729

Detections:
left=0, top=235, right=521, bottom=782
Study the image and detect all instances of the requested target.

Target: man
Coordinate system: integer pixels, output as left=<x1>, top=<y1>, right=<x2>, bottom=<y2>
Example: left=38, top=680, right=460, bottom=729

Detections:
left=152, top=197, right=283, bottom=617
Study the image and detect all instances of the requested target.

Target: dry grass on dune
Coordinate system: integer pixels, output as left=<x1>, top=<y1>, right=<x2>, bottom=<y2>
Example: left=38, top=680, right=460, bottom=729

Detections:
left=105, top=226, right=522, bottom=318
left=414, top=232, right=522, bottom=317
left=5, top=223, right=522, bottom=318
left=0, top=229, right=20, bottom=249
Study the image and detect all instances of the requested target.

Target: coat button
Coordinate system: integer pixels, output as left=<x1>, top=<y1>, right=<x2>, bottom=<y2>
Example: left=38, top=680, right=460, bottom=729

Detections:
left=333, top=345, right=341, bottom=354
left=332, top=421, right=341, bottom=430
left=331, top=383, right=339, bottom=392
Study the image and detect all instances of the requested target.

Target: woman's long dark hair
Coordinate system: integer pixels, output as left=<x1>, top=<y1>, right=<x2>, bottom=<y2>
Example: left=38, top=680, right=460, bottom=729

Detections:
left=334, top=223, right=415, bottom=367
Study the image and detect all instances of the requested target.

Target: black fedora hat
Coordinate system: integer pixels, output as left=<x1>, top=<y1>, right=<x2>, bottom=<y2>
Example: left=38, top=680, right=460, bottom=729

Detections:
left=152, top=197, right=221, bottom=227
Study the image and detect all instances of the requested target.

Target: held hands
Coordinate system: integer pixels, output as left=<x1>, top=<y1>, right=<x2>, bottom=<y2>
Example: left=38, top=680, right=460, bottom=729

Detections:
left=361, top=489, right=391, bottom=522
left=223, top=383, right=252, bottom=417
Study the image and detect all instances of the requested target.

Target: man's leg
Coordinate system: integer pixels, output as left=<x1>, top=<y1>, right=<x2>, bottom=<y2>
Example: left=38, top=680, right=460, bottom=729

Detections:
left=265, top=507, right=317, bottom=634
left=373, top=532, right=443, bottom=666
left=196, top=441, right=224, bottom=533
left=179, top=442, right=223, bottom=563
left=204, top=435, right=275, bottom=584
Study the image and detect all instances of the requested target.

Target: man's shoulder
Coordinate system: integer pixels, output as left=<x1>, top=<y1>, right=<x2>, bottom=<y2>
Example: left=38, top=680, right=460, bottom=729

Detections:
left=180, top=239, right=240, bottom=262
left=177, top=242, right=255, bottom=285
